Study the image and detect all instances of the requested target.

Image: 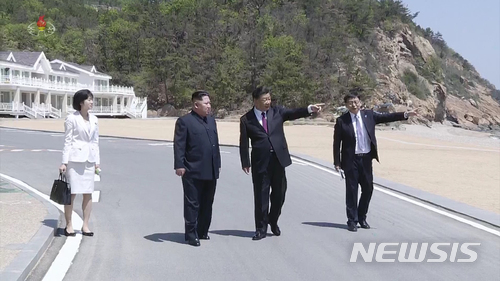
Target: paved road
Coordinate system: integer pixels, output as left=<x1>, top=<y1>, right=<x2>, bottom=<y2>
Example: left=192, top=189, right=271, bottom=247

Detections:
left=1, top=128, right=499, bottom=281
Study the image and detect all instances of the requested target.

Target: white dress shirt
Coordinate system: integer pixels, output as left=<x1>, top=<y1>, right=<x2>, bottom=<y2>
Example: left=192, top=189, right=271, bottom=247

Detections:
left=350, top=112, right=371, bottom=154
left=253, top=107, right=266, bottom=127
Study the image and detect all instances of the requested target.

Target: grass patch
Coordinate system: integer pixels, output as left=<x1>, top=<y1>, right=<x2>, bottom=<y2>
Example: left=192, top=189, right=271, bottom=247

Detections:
left=402, top=70, right=430, bottom=100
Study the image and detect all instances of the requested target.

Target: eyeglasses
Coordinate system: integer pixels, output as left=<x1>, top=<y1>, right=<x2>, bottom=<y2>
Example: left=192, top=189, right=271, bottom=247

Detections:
left=346, top=100, right=361, bottom=105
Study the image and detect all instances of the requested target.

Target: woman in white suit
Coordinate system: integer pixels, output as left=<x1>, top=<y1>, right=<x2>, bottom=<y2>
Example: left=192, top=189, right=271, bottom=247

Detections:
left=59, top=89, right=100, bottom=237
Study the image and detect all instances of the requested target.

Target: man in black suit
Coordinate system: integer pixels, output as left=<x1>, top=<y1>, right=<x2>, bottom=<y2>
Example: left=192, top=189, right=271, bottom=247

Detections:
left=333, top=93, right=417, bottom=232
left=174, top=90, right=221, bottom=246
left=239, top=86, right=323, bottom=240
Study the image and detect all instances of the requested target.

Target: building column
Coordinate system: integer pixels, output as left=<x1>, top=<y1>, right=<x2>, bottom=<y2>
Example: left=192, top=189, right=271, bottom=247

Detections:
left=45, top=92, right=51, bottom=107
left=113, top=95, right=118, bottom=113
left=14, top=88, right=21, bottom=103
left=12, top=88, right=21, bottom=112
left=35, top=90, right=40, bottom=105
left=53, top=95, right=59, bottom=108
left=62, top=93, right=68, bottom=114
left=119, top=95, right=124, bottom=112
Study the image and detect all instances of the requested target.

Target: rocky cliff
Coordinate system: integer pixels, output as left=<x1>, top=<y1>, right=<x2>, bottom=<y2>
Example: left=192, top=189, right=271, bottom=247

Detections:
left=366, top=27, right=500, bottom=130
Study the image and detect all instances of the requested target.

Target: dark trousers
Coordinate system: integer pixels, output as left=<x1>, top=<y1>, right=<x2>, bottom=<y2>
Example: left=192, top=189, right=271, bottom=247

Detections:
left=182, top=176, right=217, bottom=241
left=251, top=152, right=287, bottom=233
left=344, top=154, right=374, bottom=224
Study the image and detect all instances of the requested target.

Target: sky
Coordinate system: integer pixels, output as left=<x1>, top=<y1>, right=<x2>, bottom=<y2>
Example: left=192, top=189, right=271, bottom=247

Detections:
left=402, top=0, right=500, bottom=89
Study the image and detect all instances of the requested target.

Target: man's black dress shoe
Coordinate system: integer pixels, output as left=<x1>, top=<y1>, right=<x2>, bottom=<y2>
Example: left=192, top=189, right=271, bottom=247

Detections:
left=187, top=238, right=200, bottom=246
left=347, top=223, right=357, bottom=232
left=270, top=224, right=281, bottom=236
left=252, top=231, right=266, bottom=241
left=359, top=220, right=370, bottom=229
left=64, top=228, right=76, bottom=237
left=199, top=235, right=210, bottom=240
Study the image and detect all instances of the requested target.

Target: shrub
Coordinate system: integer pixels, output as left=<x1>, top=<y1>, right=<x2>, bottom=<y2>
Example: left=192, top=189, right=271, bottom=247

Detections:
left=402, top=70, right=430, bottom=100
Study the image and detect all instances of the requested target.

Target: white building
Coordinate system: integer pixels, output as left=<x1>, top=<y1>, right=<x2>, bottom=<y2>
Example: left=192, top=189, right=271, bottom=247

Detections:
left=0, top=51, right=147, bottom=119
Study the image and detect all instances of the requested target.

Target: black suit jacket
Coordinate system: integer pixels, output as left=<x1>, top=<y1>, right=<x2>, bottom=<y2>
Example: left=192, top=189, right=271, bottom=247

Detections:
left=239, top=106, right=311, bottom=173
left=333, top=110, right=407, bottom=172
left=174, top=111, right=221, bottom=180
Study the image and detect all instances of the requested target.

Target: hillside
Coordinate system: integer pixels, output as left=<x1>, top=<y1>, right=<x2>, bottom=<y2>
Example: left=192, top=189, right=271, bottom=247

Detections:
left=1, top=0, right=498, bottom=130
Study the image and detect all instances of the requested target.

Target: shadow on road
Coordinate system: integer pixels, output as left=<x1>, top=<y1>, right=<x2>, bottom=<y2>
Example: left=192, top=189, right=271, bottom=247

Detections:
left=144, top=232, right=186, bottom=244
left=42, top=218, right=58, bottom=228
left=41, top=219, right=61, bottom=236
left=210, top=229, right=255, bottom=238
left=302, top=222, right=347, bottom=230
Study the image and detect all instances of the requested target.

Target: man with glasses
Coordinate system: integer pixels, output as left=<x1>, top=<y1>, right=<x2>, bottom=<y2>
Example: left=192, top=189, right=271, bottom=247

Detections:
left=333, top=92, right=418, bottom=232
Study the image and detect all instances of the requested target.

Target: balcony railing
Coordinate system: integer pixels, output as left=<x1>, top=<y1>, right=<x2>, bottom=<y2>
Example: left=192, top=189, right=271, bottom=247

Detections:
left=0, top=76, right=134, bottom=94
left=0, top=102, right=12, bottom=111
left=0, top=97, right=147, bottom=119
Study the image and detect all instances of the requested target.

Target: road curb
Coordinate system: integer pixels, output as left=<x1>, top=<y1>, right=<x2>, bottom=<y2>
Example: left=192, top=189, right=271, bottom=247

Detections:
left=0, top=175, right=60, bottom=281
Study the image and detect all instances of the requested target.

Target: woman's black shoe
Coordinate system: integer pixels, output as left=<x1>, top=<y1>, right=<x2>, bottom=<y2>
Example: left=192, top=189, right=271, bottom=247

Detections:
left=81, top=229, right=94, bottom=236
left=64, top=228, right=76, bottom=237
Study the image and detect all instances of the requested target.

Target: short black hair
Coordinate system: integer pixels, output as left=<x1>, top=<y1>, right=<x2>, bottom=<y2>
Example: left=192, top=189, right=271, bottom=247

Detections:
left=73, top=89, right=94, bottom=111
left=252, top=86, right=271, bottom=100
left=344, top=88, right=365, bottom=103
left=343, top=94, right=360, bottom=103
left=192, top=90, right=209, bottom=102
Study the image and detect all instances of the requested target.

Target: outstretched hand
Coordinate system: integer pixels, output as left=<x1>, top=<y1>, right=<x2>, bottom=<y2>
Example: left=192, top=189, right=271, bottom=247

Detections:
left=406, top=108, right=419, bottom=117
left=310, top=103, right=325, bottom=113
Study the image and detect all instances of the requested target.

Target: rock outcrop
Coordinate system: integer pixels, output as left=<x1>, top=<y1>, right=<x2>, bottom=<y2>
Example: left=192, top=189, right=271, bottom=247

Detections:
left=363, top=27, right=500, bottom=131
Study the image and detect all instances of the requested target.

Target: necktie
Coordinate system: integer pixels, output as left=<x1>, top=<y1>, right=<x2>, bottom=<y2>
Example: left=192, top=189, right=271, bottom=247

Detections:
left=262, top=112, right=268, bottom=133
left=355, top=114, right=365, bottom=151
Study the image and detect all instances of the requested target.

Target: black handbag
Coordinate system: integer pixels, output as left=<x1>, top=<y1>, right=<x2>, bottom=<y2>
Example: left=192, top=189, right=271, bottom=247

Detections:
left=50, top=173, right=72, bottom=205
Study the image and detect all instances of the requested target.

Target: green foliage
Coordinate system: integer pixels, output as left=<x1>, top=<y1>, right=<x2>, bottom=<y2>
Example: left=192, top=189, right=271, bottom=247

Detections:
left=160, top=0, right=197, bottom=17
left=377, top=0, right=413, bottom=23
left=0, top=0, right=491, bottom=112
left=210, top=46, right=248, bottom=110
left=492, top=89, right=500, bottom=103
left=261, top=35, right=315, bottom=107
left=341, top=0, right=375, bottom=39
left=402, top=70, right=430, bottom=100
left=416, top=56, right=443, bottom=83
left=441, top=63, right=471, bottom=99
left=381, top=19, right=397, bottom=37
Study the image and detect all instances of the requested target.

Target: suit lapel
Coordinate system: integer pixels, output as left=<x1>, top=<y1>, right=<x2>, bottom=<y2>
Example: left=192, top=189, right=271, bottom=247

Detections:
left=89, top=115, right=96, bottom=139
left=265, top=107, right=273, bottom=134
left=345, top=113, right=355, bottom=139
left=76, top=112, right=90, bottom=138
left=360, top=110, right=372, bottom=140
left=248, top=109, right=267, bottom=134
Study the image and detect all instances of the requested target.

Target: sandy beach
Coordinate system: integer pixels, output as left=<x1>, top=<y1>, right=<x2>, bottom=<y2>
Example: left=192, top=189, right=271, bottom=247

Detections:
left=1, top=118, right=499, bottom=214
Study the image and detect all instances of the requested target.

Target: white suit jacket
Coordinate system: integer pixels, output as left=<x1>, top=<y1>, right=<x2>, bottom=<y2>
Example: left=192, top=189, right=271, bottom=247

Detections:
left=62, top=111, right=100, bottom=165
